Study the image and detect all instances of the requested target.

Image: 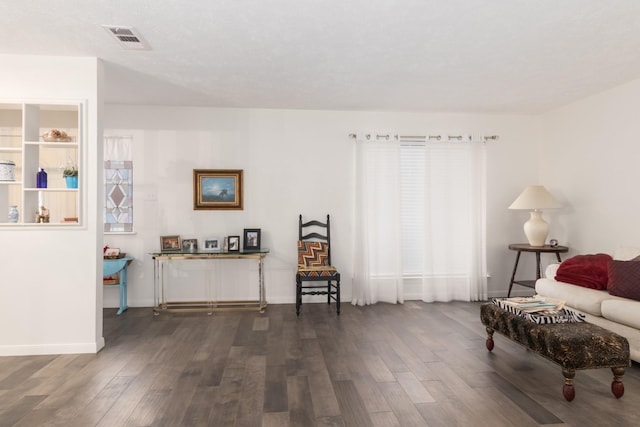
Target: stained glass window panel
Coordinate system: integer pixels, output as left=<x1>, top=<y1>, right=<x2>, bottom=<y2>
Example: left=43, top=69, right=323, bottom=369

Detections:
left=104, top=160, right=133, bottom=232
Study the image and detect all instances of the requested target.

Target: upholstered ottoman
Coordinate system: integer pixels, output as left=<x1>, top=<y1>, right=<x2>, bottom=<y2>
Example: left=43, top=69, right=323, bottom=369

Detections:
left=480, top=303, right=630, bottom=401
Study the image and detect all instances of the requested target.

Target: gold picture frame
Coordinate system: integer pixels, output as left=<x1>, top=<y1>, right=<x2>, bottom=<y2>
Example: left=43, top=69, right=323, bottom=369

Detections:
left=193, top=169, right=243, bottom=210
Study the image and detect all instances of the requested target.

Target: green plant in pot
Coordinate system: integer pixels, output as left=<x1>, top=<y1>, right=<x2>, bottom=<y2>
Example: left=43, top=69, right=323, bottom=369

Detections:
left=63, top=165, right=78, bottom=188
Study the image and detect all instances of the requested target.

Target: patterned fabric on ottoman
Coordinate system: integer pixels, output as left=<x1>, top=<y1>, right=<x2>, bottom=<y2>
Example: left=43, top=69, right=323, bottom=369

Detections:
left=480, top=303, right=630, bottom=401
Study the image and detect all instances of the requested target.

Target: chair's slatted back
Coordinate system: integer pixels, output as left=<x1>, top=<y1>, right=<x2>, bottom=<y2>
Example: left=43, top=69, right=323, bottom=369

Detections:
left=299, top=214, right=332, bottom=265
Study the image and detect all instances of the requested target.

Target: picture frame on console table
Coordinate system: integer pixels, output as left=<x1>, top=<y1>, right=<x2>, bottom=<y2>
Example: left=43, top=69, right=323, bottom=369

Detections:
left=182, top=238, right=198, bottom=251
left=161, top=235, right=181, bottom=251
left=203, top=237, right=220, bottom=251
left=193, top=169, right=243, bottom=210
left=227, top=235, right=240, bottom=252
left=243, top=228, right=261, bottom=250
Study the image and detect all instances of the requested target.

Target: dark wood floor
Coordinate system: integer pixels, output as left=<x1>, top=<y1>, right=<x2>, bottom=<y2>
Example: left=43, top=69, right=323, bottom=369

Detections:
left=1, top=301, right=639, bottom=426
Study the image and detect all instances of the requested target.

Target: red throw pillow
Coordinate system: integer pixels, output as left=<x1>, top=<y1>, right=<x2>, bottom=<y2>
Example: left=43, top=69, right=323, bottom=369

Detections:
left=555, top=253, right=612, bottom=290
left=608, top=260, right=640, bottom=301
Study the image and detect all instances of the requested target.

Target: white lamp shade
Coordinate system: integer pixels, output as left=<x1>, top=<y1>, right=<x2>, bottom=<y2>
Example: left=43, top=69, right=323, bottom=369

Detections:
left=508, top=185, right=562, bottom=210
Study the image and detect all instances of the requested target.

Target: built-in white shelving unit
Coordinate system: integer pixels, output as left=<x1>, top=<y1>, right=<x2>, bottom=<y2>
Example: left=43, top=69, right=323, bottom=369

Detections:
left=0, top=101, right=83, bottom=226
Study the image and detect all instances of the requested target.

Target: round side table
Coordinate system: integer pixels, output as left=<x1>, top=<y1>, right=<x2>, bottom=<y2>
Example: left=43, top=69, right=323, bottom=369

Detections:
left=507, top=243, right=568, bottom=297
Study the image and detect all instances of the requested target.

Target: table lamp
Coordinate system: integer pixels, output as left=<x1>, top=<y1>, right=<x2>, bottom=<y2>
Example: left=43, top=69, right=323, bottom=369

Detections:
left=508, top=185, right=562, bottom=246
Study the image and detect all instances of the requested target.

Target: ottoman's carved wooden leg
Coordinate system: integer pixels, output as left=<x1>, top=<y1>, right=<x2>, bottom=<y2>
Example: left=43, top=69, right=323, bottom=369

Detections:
left=611, top=367, right=625, bottom=398
left=562, top=369, right=576, bottom=401
left=485, top=327, right=494, bottom=351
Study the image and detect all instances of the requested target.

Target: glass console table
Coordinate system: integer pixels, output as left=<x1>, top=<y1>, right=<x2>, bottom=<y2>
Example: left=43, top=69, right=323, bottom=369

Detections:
left=149, top=249, right=269, bottom=315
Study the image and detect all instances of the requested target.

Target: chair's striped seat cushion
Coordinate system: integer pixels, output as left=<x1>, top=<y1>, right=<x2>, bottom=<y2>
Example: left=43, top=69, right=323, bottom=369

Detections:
left=297, top=266, right=339, bottom=278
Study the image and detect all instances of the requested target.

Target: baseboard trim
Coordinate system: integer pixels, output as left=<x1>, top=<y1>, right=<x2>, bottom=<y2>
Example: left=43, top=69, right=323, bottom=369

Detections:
left=0, top=338, right=105, bottom=356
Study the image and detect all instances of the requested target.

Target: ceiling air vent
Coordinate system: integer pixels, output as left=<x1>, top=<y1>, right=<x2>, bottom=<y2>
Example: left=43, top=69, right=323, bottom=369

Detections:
left=102, top=25, right=150, bottom=50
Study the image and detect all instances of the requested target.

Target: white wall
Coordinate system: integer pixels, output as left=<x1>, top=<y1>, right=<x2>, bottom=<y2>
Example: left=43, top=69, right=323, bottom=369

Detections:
left=103, top=106, right=542, bottom=308
left=540, top=76, right=640, bottom=256
left=2, top=54, right=636, bottom=356
left=0, top=55, right=103, bottom=355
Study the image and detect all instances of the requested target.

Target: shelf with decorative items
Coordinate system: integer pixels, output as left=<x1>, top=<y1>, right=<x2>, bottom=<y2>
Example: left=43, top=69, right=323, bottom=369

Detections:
left=0, top=105, right=24, bottom=224
left=0, top=101, right=83, bottom=226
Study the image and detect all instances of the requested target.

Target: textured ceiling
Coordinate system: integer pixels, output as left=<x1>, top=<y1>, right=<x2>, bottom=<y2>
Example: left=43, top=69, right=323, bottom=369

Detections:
left=1, top=1, right=640, bottom=113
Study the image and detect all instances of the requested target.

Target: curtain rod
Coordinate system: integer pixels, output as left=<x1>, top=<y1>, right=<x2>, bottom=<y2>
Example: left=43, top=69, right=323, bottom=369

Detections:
left=348, top=133, right=499, bottom=142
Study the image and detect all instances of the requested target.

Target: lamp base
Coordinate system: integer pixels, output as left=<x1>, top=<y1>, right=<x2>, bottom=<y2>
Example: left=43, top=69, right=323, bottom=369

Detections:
left=523, top=211, right=549, bottom=247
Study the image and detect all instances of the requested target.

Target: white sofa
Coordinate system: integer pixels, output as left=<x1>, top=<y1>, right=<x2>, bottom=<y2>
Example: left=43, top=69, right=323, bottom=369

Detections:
left=535, top=247, right=640, bottom=363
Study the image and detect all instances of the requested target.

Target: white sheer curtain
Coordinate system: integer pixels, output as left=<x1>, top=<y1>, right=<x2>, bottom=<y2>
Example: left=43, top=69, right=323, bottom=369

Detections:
left=352, top=136, right=487, bottom=306
left=104, top=136, right=132, bottom=161
left=415, top=141, right=487, bottom=302
left=352, top=140, right=404, bottom=305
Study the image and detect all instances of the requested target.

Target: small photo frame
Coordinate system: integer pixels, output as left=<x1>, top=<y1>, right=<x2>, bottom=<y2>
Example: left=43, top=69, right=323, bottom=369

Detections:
left=161, top=235, right=181, bottom=251
left=203, top=237, right=220, bottom=251
left=193, top=169, right=243, bottom=210
left=227, top=235, right=240, bottom=252
left=104, top=247, right=121, bottom=257
left=182, top=238, right=198, bottom=252
left=243, top=228, right=261, bottom=250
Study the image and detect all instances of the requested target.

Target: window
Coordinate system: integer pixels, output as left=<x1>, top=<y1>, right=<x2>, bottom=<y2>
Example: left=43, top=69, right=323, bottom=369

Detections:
left=400, top=143, right=478, bottom=277
left=353, top=136, right=487, bottom=304
left=104, top=136, right=133, bottom=233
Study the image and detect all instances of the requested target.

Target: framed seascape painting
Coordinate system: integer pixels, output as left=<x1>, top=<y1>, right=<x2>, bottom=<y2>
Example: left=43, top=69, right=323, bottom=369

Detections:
left=193, top=169, right=243, bottom=210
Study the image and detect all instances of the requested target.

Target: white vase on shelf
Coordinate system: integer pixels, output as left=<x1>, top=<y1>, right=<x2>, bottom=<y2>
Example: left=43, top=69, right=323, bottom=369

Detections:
left=8, top=205, right=19, bottom=223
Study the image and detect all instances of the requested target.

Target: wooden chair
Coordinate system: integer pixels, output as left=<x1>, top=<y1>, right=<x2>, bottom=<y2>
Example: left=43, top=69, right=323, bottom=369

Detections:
left=296, top=214, right=341, bottom=316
